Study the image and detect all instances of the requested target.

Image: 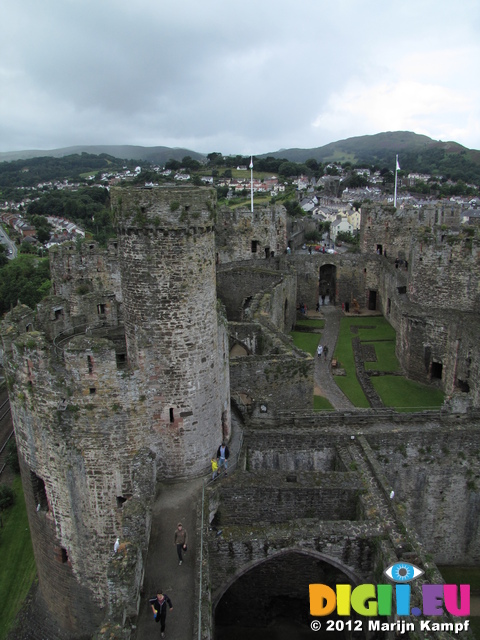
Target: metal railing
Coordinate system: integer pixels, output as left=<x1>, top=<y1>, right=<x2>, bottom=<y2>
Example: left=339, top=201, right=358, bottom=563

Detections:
left=197, top=430, right=243, bottom=640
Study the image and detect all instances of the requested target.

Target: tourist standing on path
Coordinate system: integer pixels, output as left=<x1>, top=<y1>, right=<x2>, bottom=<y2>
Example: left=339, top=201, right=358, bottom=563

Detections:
left=324, top=345, right=329, bottom=360
left=174, top=523, right=188, bottom=565
left=150, top=591, right=173, bottom=637
left=217, top=442, right=230, bottom=475
left=317, top=344, right=323, bottom=358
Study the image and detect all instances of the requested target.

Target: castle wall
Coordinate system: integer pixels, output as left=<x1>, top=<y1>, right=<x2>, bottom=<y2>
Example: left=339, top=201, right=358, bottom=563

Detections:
left=49, top=240, right=122, bottom=305
left=230, top=349, right=314, bottom=415
left=216, top=264, right=295, bottom=326
left=408, top=235, right=480, bottom=312
left=215, top=204, right=287, bottom=263
left=368, top=429, right=480, bottom=564
left=216, top=473, right=359, bottom=523
left=359, top=202, right=480, bottom=312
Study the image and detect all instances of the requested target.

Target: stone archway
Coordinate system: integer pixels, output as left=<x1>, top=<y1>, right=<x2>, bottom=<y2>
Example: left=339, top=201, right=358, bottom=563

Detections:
left=214, top=549, right=363, bottom=639
left=319, top=264, right=337, bottom=305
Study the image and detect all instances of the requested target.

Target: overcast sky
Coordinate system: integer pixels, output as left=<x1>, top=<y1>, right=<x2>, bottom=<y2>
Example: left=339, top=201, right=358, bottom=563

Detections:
left=1, top=0, right=479, bottom=155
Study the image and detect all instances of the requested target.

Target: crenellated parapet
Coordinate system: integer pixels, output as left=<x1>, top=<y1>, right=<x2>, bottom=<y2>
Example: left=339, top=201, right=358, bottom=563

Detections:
left=1, top=309, right=154, bottom=634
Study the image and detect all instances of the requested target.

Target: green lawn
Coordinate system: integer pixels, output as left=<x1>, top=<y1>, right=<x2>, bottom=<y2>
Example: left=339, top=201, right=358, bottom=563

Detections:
left=290, top=331, right=321, bottom=357
left=0, top=476, right=36, bottom=640
left=334, top=375, right=371, bottom=408
left=437, top=566, right=480, bottom=639
left=333, top=318, right=370, bottom=407
left=313, top=395, right=335, bottom=411
left=364, top=341, right=400, bottom=372
left=295, top=319, right=325, bottom=330
left=371, top=376, right=445, bottom=411
left=333, top=316, right=444, bottom=410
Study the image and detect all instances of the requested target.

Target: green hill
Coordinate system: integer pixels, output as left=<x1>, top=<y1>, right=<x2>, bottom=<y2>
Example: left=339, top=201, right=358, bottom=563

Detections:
left=0, top=145, right=206, bottom=166
left=261, top=131, right=480, bottom=184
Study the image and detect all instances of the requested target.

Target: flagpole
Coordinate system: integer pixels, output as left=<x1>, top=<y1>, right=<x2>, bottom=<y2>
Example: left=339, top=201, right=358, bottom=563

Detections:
left=394, top=154, right=398, bottom=208
left=250, top=156, right=254, bottom=212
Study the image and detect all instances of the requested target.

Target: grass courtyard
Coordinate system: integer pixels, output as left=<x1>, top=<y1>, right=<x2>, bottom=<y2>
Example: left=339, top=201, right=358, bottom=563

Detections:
left=333, top=316, right=445, bottom=410
left=292, top=314, right=445, bottom=412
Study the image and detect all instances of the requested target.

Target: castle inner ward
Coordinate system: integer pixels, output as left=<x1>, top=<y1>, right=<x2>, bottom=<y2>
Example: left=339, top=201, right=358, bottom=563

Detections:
left=1, top=187, right=479, bottom=639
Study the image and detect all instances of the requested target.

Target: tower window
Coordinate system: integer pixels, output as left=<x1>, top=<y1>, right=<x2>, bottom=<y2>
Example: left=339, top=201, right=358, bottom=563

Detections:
left=31, top=471, right=48, bottom=511
left=169, top=408, right=174, bottom=423
left=251, top=240, right=258, bottom=253
left=87, top=356, right=93, bottom=374
left=431, top=362, right=443, bottom=380
left=97, top=304, right=106, bottom=315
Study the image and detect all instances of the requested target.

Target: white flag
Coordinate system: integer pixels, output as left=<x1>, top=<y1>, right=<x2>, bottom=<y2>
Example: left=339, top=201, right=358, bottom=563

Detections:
left=396, top=158, right=401, bottom=171
left=249, top=157, right=253, bottom=169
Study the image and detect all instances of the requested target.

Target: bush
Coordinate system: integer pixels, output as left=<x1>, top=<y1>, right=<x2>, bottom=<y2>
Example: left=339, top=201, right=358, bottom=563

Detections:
left=0, top=485, right=15, bottom=511
left=7, top=439, right=20, bottom=474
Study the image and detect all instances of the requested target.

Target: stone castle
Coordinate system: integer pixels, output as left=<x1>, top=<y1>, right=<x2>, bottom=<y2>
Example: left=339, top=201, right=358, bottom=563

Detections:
left=1, top=187, right=479, bottom=639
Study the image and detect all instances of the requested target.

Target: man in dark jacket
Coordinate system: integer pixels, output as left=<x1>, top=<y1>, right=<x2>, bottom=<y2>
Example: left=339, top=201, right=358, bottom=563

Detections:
left=150, top=591, right=173, bottom=637
left=217, top=442, right=230, bottom=475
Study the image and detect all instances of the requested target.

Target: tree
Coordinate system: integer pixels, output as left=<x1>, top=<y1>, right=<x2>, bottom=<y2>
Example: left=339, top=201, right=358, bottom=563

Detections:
left=36, top=227, right=51, bottom=244
left=283, top=198, right=304, bottom=217
left=278, top=162, right=299, bottom=178
left=181, top=156, right=201, bottom=171
left=207, top=152, right=224, bottom=167
left=0, top=254, right=51, bottom=316
left=165, top=159, right=181, bottom=171
left=0, top=245, right=8, bottom=268
left=0, top=484, right=15, bottom=511
left=7, top=439, right=20, bottom=474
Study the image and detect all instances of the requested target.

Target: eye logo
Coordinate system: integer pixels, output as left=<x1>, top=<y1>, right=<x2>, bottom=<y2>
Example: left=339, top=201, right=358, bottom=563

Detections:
left=384, top=562, right=424, bottom=583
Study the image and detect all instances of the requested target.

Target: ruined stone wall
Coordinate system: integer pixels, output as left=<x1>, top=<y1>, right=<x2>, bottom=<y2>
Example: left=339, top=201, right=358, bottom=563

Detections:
left=359, top=203, right=480, bottom=313
left=246, top=431, right=341, bottom=471
left=216, top=473, right=359, bottom=523
left=359, top=203, right=462, bottom=259
left=215, top=204, right=287, bottom=263
left=367, top=427, right=480, bottom=564
left=291, top=253, right=381, bottom=312
left=49, top=240, right=122, bottom=305
left=216, top=264, right=295, bottom=327
left=230, top=353, right=314, bottom=415
left=229, top=326, right=314, bottom=415
left=111, top=186, right=227, bottom=478
left=248, top=273, right=297, bottom=334
left=408, top=234, right=480, bottom=312
left=396, top=308, right=480, bottom=402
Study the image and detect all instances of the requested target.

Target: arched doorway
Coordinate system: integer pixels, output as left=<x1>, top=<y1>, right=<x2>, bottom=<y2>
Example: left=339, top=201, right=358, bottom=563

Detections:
left=214, top=549, right=365, bottom=639
left=319, top=264, right=337, bottom=306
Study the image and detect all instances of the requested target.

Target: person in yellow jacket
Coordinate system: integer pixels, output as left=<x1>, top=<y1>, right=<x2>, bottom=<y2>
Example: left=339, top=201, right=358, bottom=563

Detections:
left=211, top=457, right=218, bottom=480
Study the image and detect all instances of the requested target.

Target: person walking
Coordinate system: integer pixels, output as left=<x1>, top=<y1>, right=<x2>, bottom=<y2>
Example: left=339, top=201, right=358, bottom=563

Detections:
left=217, top=442, right=230, bottom=475
left=317, top=344, right=323, bottom=358
left=150, top=591, right=173, bottom=637
left=324, top=345, right=329, bottom=360
left=174, top=523, right=188, bottom=565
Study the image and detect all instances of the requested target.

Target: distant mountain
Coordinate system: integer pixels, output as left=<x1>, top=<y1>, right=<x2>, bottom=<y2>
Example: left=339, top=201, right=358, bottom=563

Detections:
left=261, top=131, right=480, bottom=184
left=2, top=132, right=480, bottom=185
left=0, top=145, right=206, bottom=165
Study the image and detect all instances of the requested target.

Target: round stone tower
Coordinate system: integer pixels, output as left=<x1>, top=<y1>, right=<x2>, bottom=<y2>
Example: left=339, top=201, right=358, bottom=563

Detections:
left=111, top=186, right=229, bottom=478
